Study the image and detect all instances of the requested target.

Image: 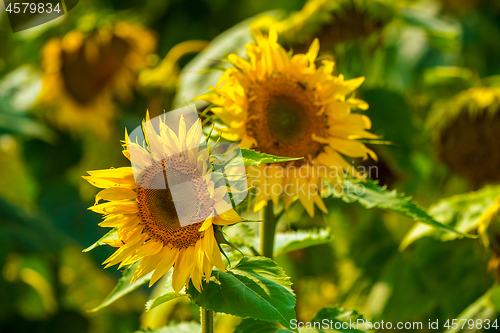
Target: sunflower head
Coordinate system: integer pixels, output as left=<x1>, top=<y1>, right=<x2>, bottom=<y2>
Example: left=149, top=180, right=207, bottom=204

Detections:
left=429, top=86, right=500, bottom=185
left=40, top=22, right=157, bottom=137
left=255, top=0, right=392, bottom=53
left=197, top=28, right=377, bottom=217
left=84, top=109, right=244, bottom=293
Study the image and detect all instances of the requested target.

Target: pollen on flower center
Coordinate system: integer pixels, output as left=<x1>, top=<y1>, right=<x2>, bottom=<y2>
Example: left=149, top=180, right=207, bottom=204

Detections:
left=136, top=158, right=214, bottom=248
left=246, top=76, right=328, bottom=161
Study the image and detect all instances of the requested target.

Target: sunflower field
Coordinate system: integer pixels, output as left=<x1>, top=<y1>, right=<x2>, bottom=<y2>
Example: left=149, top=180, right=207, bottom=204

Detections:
left=2, top=0, right=500, bottom=332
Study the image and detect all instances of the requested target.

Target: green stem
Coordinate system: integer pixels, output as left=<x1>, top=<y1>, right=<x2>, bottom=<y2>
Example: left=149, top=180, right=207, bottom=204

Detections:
left=200, top=307, right=214, bottom=333
left=260, top=201, right=277, bottom=259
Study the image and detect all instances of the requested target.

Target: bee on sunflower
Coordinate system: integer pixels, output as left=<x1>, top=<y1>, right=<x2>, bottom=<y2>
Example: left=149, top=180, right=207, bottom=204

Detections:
left=40, top=22, right=157, bottom=137
left=83, top=110, right=243, bottom=293
left=197, top=27, right=377, bottom=217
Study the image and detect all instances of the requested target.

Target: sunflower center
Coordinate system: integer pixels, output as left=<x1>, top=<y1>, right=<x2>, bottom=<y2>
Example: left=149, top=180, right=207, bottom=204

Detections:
left=268, top=96, right=308, bottom=142
left=136, top=158, right=214, bottom=248
left=61, top=35, right=131, bottom=106
left=246, top=76, right=327, bottom=161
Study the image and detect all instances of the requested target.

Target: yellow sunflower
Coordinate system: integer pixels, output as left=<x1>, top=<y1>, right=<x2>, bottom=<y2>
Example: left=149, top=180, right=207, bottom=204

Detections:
left=40, top=22, right=156, bottom=137
left=254, top=0, right=391, bottom=53
left=83, top=112, right=242, bottom=293
left=429, top=86, right=500, bottom=184
left=197, top=28, right=377, bottom=217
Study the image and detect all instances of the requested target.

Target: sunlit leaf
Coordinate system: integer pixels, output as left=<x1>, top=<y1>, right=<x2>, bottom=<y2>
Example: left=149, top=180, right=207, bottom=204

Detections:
left=241, top=149, right=302, bottom=167
left=311, top=307, right=365, bottom=333
left=145, top=273, right=187, bottom=311
left=400, top=185, right=500, bottom=250
left=444, top=286, right=498, bottom=333
left=89, top=264, right=151, bottom=312
left=83, top=229, right=117, bottom=252
left=186, top=256, right=298, bottom=332
left=272, top=229, right=332, bottom=257
left=327, top=178, right=472, bottom=239
left=401, top=7, right=461, bottom=53
left=234, top=318, right=294, bottom=333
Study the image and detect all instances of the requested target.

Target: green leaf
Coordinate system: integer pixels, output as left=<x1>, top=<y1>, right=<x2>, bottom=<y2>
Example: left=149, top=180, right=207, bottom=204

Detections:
left=83, top=229, right=118, bottom=252
left=443, top=287, right=498, bottom=333
left=327, top=178, right=472, bottom=239
left=272, top=229, right=332, bottom=257
left=135, top=322, right=200, bottom=333
left=241, top=149, right=302, bottom=167
left=223, top=223, right=256, bottom=248
left=400, top=7, right=461, bottom=53
left=400, top=185, right=500, bottom=250
left=311, top=307, right=365, bottom=333
left=89, top=264, right=151, bottom=312
left=234, top=319, right=294, bottom=333
left=186, top=256, right=298, bottom=332
left=145, top=274, right=187, bottom=311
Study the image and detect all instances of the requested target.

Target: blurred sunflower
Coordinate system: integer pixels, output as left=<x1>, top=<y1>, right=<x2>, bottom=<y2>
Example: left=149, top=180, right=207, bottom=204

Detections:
left=254, top=0, right=392, bottom=53
left=429, top=86, right=500, bottom=185
left=197, top=28, right=377, bottom=217
left=40, top=22, right=157, bottom=137
left=83, top=112, right=242, bottom=293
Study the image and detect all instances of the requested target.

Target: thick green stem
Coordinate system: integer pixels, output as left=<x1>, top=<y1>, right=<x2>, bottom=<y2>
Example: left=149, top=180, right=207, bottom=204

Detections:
left=260, top=201, right=277, bottom=259
left=200, top=307, right=214, bottom=333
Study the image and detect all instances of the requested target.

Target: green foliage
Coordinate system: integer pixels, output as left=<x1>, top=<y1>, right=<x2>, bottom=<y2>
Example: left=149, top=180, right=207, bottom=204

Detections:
left=186, top=256, right=298, bottom=332
left=241, top=149, right=302, bottom=167
left=82, top=228, right=117, bottom=252
left=89, top=265, right=151, bottom=313
left=329, top=178, right=471, bottom=237
left=400, top=7, right=461, bottom=53
left=145, top=274, right=187, bottom=311
left=234, top=319, right=293, bottom=333
left=401, top=185, right=500, bottom=250
left=272, top=229, right=332, bottom=257
left=311, top=307, right=365, bottom=333
left=135, top=322, right=200, bottom=333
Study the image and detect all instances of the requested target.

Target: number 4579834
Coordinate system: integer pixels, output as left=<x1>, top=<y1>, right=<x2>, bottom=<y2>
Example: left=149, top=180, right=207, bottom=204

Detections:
left=444, top=319, right=498, bottom=330
left=6, top=2, right=61, bottom=14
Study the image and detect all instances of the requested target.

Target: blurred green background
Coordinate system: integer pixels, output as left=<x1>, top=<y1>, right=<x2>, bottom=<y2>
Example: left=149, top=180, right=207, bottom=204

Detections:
left=1, top=0, right=500, bottom=332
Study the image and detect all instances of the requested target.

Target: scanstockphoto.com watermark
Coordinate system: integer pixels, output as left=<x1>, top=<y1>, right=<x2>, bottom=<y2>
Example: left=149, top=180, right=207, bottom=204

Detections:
left=246, top=163, right=379, bottom=199
left=290, top=318, right=500, bottom=331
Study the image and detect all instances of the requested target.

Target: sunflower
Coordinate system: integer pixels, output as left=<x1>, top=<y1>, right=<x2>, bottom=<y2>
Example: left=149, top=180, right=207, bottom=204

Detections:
left=197, top=28, right=377, bottom=217
left=40, top=22, right=156, bottom=137
left=83, top=112, right=242, bottom=293
left=254, top=0, right=391, bottom=53
left=429, top=86, right=500, bottom=185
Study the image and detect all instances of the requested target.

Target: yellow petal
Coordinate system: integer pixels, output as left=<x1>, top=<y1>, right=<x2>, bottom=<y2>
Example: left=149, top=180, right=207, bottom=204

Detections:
left=95, top=187, right=137, bottom=203
left=172, top=246, right=195, bottom=293
left=149, top=247, right=179, bottom=287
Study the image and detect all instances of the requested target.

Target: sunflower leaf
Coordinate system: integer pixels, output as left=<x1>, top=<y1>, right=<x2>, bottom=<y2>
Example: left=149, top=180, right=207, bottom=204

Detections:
left=146, top=274, right=187, bottom=311
left=249, top=228, right=332, bottom=257
left=327, top=178, right=473, bottom=239
left=89, top=265, right=151, bottom=312
left=83, top=228, right=118, bottom=252
left=186, top=256, right=298, bottom=332
left=311, top=307, right=365, bottom=333
left=234, top=319, right=294, bottom=333
left=273, top=228, right=332, bottom=257
left=241, top=149, right=302, bottom=167
left=134, top=322, right=200, bottom=333
left=400, top=185, right=500, bottom=250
